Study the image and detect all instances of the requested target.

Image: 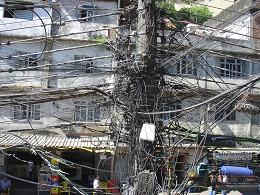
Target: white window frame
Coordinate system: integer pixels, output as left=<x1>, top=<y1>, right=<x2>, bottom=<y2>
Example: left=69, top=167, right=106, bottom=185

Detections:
left=13, top=104, right=41, bottom=121
left=176, top=56, right=196, bottom=76
left=79, top=4, right=96, bottom=22
left=74, top=55, right=94, bottom=74
left=74, top=102, right=101, bottom=122
left=220, top=58, right=242, bottom=78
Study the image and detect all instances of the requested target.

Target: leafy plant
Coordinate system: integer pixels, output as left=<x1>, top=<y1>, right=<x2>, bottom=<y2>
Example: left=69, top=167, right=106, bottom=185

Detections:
left=157, top=1, right=213, bottom=30
left=178, top=5, right=213, bottom=24
left=89, top=35, right=108, bottom=44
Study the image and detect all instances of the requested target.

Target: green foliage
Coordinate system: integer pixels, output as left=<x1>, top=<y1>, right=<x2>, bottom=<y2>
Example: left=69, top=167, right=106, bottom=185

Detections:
left=178, top=6, right=213, bottom=24
left=89, top=35, right=108, bottom=44
left=157, top=1, right=213, bottom=30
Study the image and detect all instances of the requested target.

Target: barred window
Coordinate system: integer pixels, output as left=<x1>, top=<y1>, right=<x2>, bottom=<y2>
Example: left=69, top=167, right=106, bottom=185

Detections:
left=220, top=58, right=243, bottom=78
left=74, top=55, right=94, bottom=73
left=74, top=102, right=100, bottom=122
left=78, top=3, right=95, bottom=22
left=13, top=10, right=33, bottom=20
left=176, top=55, right=196, bottom=76
left=160, top=98, right=182, bottom=120
left=14, top=104, right=41, bottom=121
left=19, top=55, right=38, bottom=68
left=4, top=4, right=33, bottom=21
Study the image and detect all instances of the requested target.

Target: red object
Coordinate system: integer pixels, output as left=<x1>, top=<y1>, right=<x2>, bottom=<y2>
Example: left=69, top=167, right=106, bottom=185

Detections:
left=51, top=176, right=60, bottom=195
left=107, top=179, right=120, bottom=194
left=51, top=175, right=59, bottom=183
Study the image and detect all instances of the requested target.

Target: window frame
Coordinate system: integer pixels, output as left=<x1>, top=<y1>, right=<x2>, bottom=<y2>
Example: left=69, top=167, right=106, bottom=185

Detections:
left=214, top=105, right=236, bottom=122
left=159, top=98, right=182, bottom=120
left=176, top=56, right=196, bottom=76
left=4, top=3, right=34, bottom=21
left=74, top=102, right=101, bottom=122
left=74, top=55, right=94, bottom=74
left=19, top=55, right=38, bottom=68
left=13, top=104, right=41, bottom=121
left=80, top=10, right=95, bottom=22
left=78, top=4, right=96, bottom=22
left=220, top=58, right=243, bottom=78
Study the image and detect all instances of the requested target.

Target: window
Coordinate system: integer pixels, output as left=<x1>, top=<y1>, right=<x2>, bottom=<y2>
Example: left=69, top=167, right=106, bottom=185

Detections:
left=78, top=3, right=95, bottom=22
left=220, top=58, right=242, bottom=78
left=13, top=104, right=41, bottom=120
left=215, top=105, right=236, bottom=121
left=74, top=55, right=94, bottom=73
left=159, top=98, right=182, bottom=120
left=4, top=4, right=33, bottom=21
left=81, top=10, right=94, bottom=22
left=19, top=55, right=38, bottom=68
left=74, top=102, right=100, bottom=122
left=177, top=56, right=196, bottom=76
left=252, top=114, right=259, bottom=125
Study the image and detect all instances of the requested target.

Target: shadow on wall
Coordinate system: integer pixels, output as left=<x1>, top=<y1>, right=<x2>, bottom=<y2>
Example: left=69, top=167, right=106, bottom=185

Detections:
left=214, top=123, right=235, bottom=137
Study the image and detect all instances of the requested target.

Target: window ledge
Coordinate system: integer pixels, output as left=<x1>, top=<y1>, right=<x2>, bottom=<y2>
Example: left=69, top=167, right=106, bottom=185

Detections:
left=12, top=120, right=42, bottom=124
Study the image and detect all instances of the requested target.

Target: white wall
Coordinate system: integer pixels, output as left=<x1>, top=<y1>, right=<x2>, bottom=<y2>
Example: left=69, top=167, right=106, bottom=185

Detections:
left=49, top=41, right=114, bottom=88
left=55, top=0, right=118, bottom=40
left=0, top=38, right=48, bottom=88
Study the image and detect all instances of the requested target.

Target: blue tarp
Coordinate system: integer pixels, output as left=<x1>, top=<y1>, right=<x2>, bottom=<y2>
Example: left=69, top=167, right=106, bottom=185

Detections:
left=220, top=166, right=253, bottom=176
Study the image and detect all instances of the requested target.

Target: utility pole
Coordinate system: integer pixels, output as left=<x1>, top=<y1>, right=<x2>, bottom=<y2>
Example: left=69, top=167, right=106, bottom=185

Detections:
left=135, top=0, right=157, bottom=168
left=136, top=0, right=156, bottom=57
left=114, top=0, right=160, bottom=193
left=133, top=0, right=162, bottom=194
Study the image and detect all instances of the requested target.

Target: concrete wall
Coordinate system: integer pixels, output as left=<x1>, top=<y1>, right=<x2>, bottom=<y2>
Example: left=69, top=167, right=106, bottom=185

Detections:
left=171, top=97, right=254, bottom=138
left=0, top=37, right=48, bottom=88
left=200, top=0, right=235, bottom=16
left=48, top=40, right=114, bottom=88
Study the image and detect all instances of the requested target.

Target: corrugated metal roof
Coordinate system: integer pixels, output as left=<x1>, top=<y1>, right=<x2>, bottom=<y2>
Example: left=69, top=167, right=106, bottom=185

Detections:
left=0, top=133, right=114, bottom=150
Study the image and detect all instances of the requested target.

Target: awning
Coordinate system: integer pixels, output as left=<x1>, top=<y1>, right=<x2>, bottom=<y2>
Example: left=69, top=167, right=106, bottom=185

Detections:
left=0, top=133, right=115, bottom=152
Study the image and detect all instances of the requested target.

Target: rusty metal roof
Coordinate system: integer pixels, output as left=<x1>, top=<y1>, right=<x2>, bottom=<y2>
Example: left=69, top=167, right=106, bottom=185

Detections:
left=0, top=133, right=114, bottom=150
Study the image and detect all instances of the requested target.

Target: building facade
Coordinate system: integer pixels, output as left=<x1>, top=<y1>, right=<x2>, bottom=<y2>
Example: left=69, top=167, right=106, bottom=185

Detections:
left=160, top=0, right=260, bottom=139
left=0, top=0, right=120, bottom=194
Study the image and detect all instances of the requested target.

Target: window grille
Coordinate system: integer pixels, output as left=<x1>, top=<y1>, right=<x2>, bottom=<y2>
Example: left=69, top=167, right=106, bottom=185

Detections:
left=14, top=104, right=41, bottom=121
left=220, top=58, right=243, bottom=78
left=74, top=102, right=101, bottom=122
